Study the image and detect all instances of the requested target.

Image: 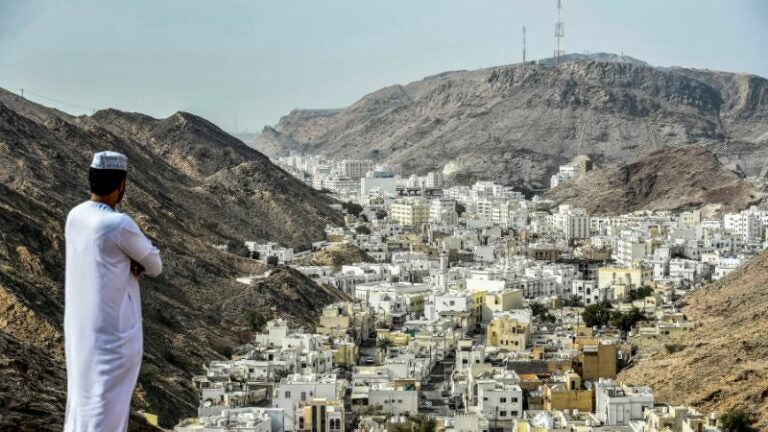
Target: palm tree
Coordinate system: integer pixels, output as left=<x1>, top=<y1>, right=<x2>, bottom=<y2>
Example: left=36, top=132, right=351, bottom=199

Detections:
left=377, top=337, right=394, bottom=356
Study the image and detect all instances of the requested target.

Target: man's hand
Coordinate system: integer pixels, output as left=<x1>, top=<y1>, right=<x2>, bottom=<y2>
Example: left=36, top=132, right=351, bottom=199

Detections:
left=130, top=259, right=145, bottom=277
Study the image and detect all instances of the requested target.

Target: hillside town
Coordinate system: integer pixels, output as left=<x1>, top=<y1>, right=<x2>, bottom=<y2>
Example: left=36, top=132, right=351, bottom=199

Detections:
left=170, top=154, right=767, bottom=432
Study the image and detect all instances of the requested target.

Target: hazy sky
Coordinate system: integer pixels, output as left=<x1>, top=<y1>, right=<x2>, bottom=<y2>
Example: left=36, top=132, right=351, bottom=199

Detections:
left=1, top=0, right=766, bottom=133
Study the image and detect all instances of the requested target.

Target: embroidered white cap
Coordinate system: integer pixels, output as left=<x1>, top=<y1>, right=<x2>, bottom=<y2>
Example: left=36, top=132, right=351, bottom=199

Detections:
left=90, top=151, right=128, bottom=171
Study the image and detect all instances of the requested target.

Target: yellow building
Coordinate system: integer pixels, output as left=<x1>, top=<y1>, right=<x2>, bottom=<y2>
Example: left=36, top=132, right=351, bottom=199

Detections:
left=483, top=289, right=524, bottom=322
left=597, top=266, right=652, bottom=290
left=470, top=291, right=486, bottom=326
left=376, top=329, right=410, bottom=346
left=330, top=341, right=359, bottom=367
left=295, top=399, right=345, bottom=432
left=486, top=312, right=530, bottom=352
left=577, top=343, right=617, bottom=381
left=390, top=198, right=429, bottom=227
left=317, top=302, right=373, bottom=343
left=542, top=371, right=594, bottom=413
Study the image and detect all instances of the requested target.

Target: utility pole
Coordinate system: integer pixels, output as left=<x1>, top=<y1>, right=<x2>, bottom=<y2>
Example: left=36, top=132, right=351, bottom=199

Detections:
left=20, top=88, right=24, bottom=99
left=554, top=0, right=565, bottom=66
left=522, top=26, right=527, bottom=64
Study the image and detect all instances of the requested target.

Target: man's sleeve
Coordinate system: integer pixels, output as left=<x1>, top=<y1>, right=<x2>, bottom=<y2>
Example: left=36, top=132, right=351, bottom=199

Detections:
left=118, top=216, right=163, bottom=277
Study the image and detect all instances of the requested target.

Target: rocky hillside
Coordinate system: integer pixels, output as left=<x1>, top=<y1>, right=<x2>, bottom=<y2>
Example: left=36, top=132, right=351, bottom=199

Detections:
left=295, top=243, right=375, bottom=270
left=542, top=145, right=762, bottom=215
left=0, top=88, right=344, bottom=430
left=252, top=54, right=768, bottom=189
left=619, top=250, right=768, bottom=427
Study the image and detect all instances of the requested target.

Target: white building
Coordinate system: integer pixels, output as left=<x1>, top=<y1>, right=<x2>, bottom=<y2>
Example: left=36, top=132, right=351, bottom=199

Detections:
left=367, top=383, right=419, bottom=416
left=390, top=198, right=429, bottom=228
left=477, top=382, right=524, bottom=422
left=273, top=374, right=346, bottom=431
left=245, top=242, right=295, bottom=264
left=360, top=171, right=398, bottom=198
left=337, top=159, right=374, bottom=179
left=175, top=408, right=273, bottom=432
left=595, top=379, right=654, bottom=426
left=552, top=205, right=591, bottom=241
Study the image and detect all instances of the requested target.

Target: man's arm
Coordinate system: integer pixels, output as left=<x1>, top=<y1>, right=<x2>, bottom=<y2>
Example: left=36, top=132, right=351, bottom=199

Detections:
left=118, top=217, right=162, bottom=277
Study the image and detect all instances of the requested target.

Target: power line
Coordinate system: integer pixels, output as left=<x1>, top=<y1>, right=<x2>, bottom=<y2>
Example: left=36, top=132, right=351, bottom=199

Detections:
left=15, top=87, right=97, bottom=113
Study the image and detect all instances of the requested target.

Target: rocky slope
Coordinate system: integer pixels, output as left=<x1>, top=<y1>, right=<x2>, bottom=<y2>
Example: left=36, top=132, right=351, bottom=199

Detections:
left=252, top=54, right=768, bottom=190
left=295, top=243, right=375, bottom=270
left=542, top=145, right=762, bottom=215
left=619, top=250, right=768, bottom=427
left=0, top=88, right=344, bottom=429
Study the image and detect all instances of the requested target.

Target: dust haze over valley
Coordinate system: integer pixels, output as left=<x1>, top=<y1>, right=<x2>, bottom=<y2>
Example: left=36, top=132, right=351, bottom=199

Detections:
left=2, top=1, right=768, bottom=431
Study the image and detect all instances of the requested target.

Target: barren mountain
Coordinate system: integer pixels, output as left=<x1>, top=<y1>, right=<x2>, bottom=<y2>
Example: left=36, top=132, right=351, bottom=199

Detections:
left=619, top=250, right=768, bottom=427
left=0, top=88, right=344, bottom=429
left=542, top=145, right=762, bottom=215
left=252, top=54, right=768, bottom=189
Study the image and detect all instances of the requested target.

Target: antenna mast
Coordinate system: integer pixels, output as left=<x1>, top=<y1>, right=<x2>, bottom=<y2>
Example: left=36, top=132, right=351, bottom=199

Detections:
left=522, top=26, right=527, bottom=64
left=555, top=0, right=565, bottom=66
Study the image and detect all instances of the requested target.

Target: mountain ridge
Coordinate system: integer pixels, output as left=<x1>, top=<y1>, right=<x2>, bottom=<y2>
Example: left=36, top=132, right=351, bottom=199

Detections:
left=0, top=88, right=345, bottom=429
left=542, top=145, right=763, bottom=215
left=251, top=53, right=768, bottom=190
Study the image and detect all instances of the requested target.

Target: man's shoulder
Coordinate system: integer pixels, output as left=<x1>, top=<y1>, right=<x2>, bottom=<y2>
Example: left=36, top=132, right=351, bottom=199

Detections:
left=67, top=201, right=133, bottom=228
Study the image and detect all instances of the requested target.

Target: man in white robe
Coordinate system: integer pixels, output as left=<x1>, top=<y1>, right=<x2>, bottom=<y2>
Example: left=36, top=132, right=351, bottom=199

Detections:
left=64, top=151, right=162, bottom=431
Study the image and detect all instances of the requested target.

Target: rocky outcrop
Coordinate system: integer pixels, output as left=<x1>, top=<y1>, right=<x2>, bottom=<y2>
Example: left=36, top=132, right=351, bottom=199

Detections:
left=252, top=54, right=768, bottom=190
left=0, top=88, right=343, bottom=429
left=542, top=145, right=762, bottom=215
left=618, top=251, right=768, bottom=427
left=295, top=243, right=375, bottom=270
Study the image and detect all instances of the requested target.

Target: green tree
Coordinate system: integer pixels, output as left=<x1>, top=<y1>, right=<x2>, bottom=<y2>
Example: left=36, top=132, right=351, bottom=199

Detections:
left=529, top=302, right=548, bottom=317
left=562, top=295, right=584, bottom=307
left=628, top=286, right=653, bottom=301
left=609, top=307, right=647, bottom=332
left=355, top=225, right=372, bottom=235
left=245, top=310, right=267, bottom=332
left=342, top=201, right=364, bottom=217
left=582, top=302, right=613, bottom=328
left=529, top=301, right=556, bottom=324
left=377, top=337, right=394, bottom=352
left=389, top=414, right=437, bottom=432
left=456, top=203, right=467, bottom=217
left=719, top=409, right=756, bottom=432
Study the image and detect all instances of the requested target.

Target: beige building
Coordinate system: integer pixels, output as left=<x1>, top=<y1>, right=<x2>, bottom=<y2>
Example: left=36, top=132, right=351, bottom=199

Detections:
left=390, top=198, right=429, bottom=228
left=482, top=289, right=524, bottom=323
left=597, top=266, right=653, bottom=290
left=542, top=371, right=594, bottom=413
left=295, top=399, right=345, bottom=432
left=317, top=303, right=373, bottom=344
left=486, top=311, right=531, bottom=352
left=643, top=404, right=719, bottom=432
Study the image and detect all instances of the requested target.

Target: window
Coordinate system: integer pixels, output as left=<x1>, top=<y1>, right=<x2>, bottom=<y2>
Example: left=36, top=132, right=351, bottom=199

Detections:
left=500, top=397, right=506, bottom=403
left=511, top=411, right=518, bottom=416
left=285, top=391, right=291, bottom=398
left=511, top=397, right=518, bottom=403
left=299, top=417, right=305, bottom=429
left=301, top=391, right=306, bottom=401
left=499, top=411, right=506, bottom=417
